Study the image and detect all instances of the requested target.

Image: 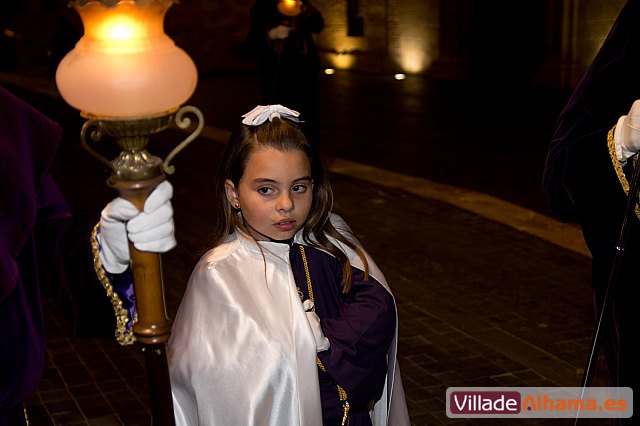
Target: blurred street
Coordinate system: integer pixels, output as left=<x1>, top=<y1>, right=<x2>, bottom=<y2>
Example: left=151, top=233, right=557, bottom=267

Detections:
left=0, top=67, right=610, bottom=426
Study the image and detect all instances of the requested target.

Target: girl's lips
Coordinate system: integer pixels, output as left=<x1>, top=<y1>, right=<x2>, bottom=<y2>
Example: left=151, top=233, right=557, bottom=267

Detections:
left=273, top=220, right=296, bottom=231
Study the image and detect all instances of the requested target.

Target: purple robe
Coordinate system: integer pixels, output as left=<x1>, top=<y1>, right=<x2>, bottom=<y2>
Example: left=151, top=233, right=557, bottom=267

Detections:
left=0, top=86, right=115, bottom=423
left=290, top=244, right=395, bottom=425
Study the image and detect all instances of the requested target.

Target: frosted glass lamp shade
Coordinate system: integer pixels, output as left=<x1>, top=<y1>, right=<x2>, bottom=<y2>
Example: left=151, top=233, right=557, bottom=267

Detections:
left=56, top=0, right=197, bottom=118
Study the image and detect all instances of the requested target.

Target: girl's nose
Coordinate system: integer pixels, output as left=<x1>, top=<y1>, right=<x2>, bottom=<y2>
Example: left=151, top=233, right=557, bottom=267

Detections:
left=277, top=192, right=293, bottom=212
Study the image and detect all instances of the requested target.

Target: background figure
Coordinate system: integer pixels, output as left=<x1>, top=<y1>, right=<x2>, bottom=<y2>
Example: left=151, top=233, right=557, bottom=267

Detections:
left=245, top=0, right=324, bottom=151
left=0, top=86, right=175, bottom=425
left=543, top=0, right=640, bottom=421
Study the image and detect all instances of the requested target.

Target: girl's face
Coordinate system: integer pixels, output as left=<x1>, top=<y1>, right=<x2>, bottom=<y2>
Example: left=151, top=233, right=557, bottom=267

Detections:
left=225, top=147, right=313, bottom=241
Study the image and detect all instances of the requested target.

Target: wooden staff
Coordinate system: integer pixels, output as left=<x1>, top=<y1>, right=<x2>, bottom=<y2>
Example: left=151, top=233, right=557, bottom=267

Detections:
left=111, top=174, right=175, bottom=426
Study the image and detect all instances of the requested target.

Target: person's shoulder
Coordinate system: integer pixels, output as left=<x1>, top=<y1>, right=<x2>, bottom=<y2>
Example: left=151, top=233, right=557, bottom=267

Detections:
left=187, top=236, right=245, bottom=291
left=198, top=234, right=243, bottom=268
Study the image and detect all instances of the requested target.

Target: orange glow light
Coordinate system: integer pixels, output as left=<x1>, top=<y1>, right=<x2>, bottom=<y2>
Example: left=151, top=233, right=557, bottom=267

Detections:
left=278, top=0, right=301, bottom=17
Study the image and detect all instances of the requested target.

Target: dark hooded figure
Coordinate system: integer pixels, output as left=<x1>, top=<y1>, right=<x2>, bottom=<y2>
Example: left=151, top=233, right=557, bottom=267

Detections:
left=0, top=86, right=114, bottom=425
left=543, top=1, right=640, bottom=421
left=244, top=0, right=324, bottom=150
left=0, top=86, right=176, bottom=425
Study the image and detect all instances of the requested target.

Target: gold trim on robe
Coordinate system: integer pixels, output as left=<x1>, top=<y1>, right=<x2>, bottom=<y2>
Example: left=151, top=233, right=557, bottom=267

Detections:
left=607, top=125, right=640, bottom=220
left=90, top=223, right=136, bottom=346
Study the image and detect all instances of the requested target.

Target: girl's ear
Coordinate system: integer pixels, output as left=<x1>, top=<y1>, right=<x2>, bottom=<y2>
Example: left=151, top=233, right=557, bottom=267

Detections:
left=225, top=179, right=240, bottom=208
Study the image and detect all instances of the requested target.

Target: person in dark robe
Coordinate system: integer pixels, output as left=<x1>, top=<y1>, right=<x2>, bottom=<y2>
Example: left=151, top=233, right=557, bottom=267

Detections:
left=543, top=1, right=640, bottom=421
left=245, top=0, right=324, bottom=151
left=0, top=86, right=176, bottom=425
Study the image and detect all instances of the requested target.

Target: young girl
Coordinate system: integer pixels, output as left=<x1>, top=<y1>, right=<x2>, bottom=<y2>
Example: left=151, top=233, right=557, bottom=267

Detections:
left=168, top=105, right=409, bottom=425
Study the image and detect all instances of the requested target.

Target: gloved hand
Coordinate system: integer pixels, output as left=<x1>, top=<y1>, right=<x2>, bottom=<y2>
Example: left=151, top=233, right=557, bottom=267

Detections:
left=615, top=100, right=640, bottom=161
left=302, top=299, right=330, bottom=352
left=268, top=25, right=291, bottom=40
left=98, top=181, right=177, bottom=274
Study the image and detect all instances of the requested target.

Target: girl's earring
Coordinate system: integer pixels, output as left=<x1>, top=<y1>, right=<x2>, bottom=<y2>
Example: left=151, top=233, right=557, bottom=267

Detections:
left=237, top=209, right=244, bottom=226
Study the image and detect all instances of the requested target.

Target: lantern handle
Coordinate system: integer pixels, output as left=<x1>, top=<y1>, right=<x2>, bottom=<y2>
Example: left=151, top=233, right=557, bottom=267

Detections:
left=163, top=105, right=204, bottom=175
left=80, top=118, right=117, bottom=172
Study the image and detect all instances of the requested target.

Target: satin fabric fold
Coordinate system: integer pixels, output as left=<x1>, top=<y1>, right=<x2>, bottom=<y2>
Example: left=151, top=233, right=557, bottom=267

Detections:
left=169, top=233, right=321, bottom=425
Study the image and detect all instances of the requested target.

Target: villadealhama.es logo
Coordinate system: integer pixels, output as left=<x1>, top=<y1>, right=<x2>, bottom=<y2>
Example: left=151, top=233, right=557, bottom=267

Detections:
left=446, top=387, right=632, bottom=419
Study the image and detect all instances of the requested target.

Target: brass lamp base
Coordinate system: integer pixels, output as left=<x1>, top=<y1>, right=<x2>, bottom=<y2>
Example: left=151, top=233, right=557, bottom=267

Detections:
left=80, top=105, right=204, bottom=182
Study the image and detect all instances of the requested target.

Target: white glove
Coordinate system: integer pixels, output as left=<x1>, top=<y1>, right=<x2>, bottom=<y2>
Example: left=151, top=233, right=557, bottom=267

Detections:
left=268, top=25, right=291, bottom=40
left=303, top=300, right=330, bottom=352
left=615, top=100, right=640, bottom=162
left=98, top=181, right=177, bottom=274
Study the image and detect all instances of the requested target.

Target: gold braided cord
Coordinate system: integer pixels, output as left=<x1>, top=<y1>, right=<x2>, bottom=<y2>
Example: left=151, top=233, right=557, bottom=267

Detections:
left=607, top=126, right=640, bottom=220
left=91, top=223, right=136, bottom=346
left=299, top=245, right=350, bottom=425
left=300, top=245, right=315, bottom=306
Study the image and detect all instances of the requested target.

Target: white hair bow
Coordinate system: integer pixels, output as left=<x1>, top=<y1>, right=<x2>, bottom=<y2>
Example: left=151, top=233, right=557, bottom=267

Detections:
left=241, top=104, right=301, bottom=126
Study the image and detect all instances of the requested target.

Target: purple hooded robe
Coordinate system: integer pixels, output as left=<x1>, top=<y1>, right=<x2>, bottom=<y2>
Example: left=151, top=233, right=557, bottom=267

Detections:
left=0, top=86, right=115, bottom=423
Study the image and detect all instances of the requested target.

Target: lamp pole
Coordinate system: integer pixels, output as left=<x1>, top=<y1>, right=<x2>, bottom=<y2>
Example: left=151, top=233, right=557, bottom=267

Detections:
left=114, top=174, right=174, bottom=425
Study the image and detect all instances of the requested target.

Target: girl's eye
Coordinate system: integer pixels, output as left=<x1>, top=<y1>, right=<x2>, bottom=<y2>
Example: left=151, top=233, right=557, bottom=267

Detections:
left=258, top=187, right=273, bottom=195
left=292, top=185, right=307, bottom=193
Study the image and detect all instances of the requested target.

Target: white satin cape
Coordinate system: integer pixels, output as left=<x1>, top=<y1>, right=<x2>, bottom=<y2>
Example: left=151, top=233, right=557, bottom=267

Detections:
left=168, top=214, right=409, bottom=425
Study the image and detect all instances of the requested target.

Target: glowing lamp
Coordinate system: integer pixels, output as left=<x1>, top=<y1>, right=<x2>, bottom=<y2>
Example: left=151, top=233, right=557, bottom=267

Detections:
left=56, top=0, right=197, bottom=118
left=277, top=0, right=301, bottom=17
